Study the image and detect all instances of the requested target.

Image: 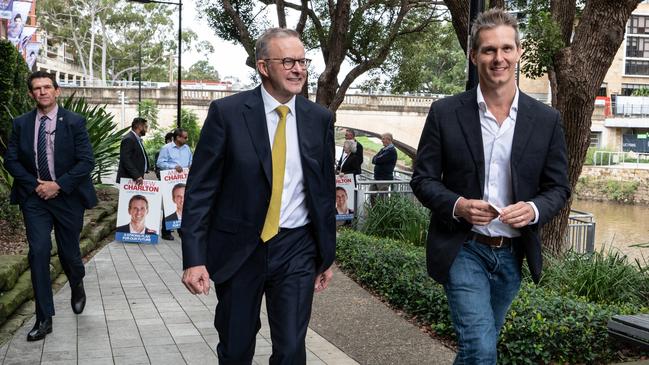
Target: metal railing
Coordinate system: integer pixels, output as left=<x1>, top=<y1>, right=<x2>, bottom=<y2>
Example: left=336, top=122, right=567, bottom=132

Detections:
left=567, top=210, right=596, bottom=253
left=593, top=151, right=649, bottom=168
left=347, top=177, right=595, bottom=253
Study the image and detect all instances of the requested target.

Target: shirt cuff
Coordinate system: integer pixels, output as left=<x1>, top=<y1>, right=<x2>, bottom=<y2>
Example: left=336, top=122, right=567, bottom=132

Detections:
left=527, top=201, right=539, bottom=225
left=452, top=197, right=462, bottom=221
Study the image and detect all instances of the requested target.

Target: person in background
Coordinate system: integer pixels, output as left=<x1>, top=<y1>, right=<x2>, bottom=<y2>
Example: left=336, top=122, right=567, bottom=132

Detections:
left=339, top=128, right=363, bottom=167
left=410, top=9, right=570, bottom=363
left=157, top=128, right=192, bottom=173
left=371, top=132, right=397, bottom=198
left=4, top=71, right=96, bottom=341
left=116, top=118, right=149, bottom=185
left=336, top=139, right=362, bottom=176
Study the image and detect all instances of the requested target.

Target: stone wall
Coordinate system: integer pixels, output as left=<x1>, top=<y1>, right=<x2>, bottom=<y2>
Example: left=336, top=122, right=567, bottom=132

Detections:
left=577, top=166, right=649, bottom=203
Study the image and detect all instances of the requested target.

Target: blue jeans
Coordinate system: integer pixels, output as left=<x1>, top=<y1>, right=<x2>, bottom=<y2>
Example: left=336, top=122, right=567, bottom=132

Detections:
left=444, top=239, right=521, bottom=365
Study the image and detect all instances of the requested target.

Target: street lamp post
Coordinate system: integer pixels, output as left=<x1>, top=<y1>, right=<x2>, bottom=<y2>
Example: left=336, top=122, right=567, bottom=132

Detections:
left=126, top=0, right=183, bottom=127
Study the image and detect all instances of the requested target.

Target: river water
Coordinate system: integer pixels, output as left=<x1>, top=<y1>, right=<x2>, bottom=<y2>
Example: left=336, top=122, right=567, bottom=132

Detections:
left=572, top=200, right=649, bottom=262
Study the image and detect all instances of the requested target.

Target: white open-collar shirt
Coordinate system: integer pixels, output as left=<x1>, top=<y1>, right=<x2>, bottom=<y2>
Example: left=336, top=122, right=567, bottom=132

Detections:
left=261, top=85, right=310, bottom=228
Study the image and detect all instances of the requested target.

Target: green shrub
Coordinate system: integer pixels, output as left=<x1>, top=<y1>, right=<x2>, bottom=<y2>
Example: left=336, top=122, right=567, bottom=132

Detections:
left=336, top=231, right=649, bottom=364
left=538, top=249, right=649, bottom=306
left=60, top=95, right=129, bottom=184
left=0, top=39, right=32, bottom=153
left=604, top=180, right=638, bottom=202
left=0, top=191, right=22, bottom=234
left=361, top=195, right=429, bottom=246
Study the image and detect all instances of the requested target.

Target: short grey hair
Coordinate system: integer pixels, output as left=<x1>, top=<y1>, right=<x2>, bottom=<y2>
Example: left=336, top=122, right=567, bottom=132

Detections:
left=381, top=133, right=393, bottom=143
left=343, top=139, right=357, bottom=153
left=255, top=28, right=301, bottom=60
left=470, top=8, right=521, bottom=51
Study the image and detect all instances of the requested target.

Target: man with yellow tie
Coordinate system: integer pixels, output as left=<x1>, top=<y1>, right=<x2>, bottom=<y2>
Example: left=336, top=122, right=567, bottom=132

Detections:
left=180, top=28, right=336, bottom=364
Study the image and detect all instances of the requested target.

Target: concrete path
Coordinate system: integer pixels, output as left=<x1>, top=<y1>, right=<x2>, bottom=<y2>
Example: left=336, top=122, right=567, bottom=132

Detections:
left=0, top=238, right=358, bottom=365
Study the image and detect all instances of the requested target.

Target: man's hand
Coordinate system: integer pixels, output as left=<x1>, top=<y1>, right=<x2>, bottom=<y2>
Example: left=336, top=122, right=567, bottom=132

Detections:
left=135, top=177, right=144, bottom=185
left=455, top=197, right=499, bottom=226
left=36, top=179, right=60, bottom=200
left=314, top=268, right=333, bottom=293
left=175, top=165, right=183, bottom=173
left=500, top=202, right=535, bottom=228
left=182, top=265, right=211, bottom=295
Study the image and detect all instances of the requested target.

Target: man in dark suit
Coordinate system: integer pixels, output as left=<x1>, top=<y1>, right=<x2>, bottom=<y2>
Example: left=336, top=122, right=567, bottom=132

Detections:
left=4, top=71, right=97, bottom=341
left=410, top=9, right=570, bottom=364
left=181, top=28, right=335, bottom=364
left=116, top=117, right=149, bottom=184
left=338, top=128, right=363, bottom=167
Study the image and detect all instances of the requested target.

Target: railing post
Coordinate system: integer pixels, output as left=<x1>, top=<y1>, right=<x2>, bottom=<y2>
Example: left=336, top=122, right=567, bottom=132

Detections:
left=586, top=222, right=596, bottom=253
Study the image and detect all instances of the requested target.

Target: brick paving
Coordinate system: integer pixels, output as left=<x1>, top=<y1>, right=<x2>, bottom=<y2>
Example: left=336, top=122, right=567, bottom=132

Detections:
left=0, top=237, right=358, bottom=365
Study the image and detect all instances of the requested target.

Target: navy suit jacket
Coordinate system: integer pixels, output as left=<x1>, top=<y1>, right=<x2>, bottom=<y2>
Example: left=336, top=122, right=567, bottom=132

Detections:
left=4, top=107, right=97, bottom=209
left=181, top=87, right=336, bottom=284
left=410, top=89, right=570, bottom=284
left=116, top=131, right=148, bottom=183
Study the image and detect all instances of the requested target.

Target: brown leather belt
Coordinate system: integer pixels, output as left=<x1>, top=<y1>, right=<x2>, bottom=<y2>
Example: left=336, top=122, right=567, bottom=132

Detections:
left=473, top=233, right=512, bottom=248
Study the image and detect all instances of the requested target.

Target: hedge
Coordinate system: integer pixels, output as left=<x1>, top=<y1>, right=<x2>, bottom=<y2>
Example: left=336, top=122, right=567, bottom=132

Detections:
left=336, top=230, right=649, bottom=364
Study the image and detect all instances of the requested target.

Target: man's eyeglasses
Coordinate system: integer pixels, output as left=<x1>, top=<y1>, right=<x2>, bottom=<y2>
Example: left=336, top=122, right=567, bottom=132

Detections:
left=264, top=58, right=312, bottom=70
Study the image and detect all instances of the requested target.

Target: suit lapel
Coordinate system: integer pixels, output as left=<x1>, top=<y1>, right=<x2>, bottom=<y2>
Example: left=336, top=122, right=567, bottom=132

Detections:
left=511, top=93, right=535, bottom=168
left=295, top=96, right=311, bottom=159
left=243, top=88, right=272, bottom=185
left=24, top=110, right=37, bottom=170
left=455, top=89, right=485, bottom=190
left=54, top=108, right=67, bottom=175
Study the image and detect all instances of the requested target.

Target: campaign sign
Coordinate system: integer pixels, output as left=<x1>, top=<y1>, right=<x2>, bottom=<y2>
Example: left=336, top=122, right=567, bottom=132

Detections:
left=160, top=169, right=188, bottom=230
left=335, top=174, right=355, bottom=221
left=115, top=179, right=162, bottom=244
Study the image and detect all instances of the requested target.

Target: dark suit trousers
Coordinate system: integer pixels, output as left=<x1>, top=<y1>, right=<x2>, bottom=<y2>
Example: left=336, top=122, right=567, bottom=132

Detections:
left=214, top=225, right=317, bottom=365
left=21, top=193, right=86, bottom=321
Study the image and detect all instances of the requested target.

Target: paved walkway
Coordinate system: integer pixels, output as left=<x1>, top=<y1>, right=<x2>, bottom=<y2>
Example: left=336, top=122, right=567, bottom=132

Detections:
left=0, top=237, right=358, bottom=364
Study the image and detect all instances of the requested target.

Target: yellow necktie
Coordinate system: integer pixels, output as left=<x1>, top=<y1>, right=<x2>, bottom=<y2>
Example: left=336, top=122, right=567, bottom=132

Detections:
left=261, top=105, right=289, bottom=242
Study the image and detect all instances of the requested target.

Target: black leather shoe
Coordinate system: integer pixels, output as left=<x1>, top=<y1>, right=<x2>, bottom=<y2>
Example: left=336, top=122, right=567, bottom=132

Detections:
left=27, top=317, right=52, bottom=341
left=71, top=282, right=86, bottom=314
left=161, top=233, right=174, bottom=241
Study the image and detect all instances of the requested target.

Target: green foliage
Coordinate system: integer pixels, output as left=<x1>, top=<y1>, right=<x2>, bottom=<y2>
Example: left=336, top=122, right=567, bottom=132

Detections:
left=177, top=108, right=201, bottom=150
left=336, top=231, right=649, bottom=364
left=604, top=180, right=638, bottom=202
left=520, top=5, right=565, bottom=79
left=60, top=95, right=128, bottom=184
left=0, top=39, right=32, bottom=153
left=575, top=176, right=638, bottom=203
left=0, top=191, right=22, bottom=234
left=137, top=99, right=159, bottom=129
left=384, top=22, right=465, bottom=95
left=538, top=249, right=649, bottom=306
left=185, top=60, right=220, bottom=81
left=361, top=195, right=429, bottom=246
left=631, top=87, right=649, bottom=96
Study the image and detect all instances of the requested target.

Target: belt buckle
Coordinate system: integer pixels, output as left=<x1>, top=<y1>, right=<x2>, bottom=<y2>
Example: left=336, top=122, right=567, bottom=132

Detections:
left=493, top=236, right=504, bottom=248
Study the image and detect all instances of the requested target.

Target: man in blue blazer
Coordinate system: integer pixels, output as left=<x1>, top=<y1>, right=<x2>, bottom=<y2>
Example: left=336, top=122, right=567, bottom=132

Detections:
left=4, top=71, right=97, bottom=341
left=411, top=9, right=570, bottom=364
left=181, top=28, right=335, bottom=364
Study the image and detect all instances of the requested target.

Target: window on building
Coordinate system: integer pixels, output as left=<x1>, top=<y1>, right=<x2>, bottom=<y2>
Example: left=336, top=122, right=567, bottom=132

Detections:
left=590, top=132, right=601, bottom=148
left=625, top=15, right=649, bottom=75
left=625, top=59, right=649, bottom=76
left=622, top=83, right=649, bottom=95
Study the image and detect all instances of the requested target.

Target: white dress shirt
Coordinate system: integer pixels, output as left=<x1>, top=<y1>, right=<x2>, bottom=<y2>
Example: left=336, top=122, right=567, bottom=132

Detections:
left=452, top=86, right=539, bottom=238
left=261, top=85, right=310, bottom=228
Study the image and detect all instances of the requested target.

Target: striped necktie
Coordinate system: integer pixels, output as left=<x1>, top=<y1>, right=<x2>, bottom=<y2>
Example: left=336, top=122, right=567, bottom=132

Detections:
left=260, top=105, right=289, bottom=242
left=37, top=115, right=52, bottom=181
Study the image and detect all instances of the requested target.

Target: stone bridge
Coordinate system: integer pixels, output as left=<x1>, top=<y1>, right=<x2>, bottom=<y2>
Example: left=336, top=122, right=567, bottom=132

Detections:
left=60, top=87, right=441, bottom=155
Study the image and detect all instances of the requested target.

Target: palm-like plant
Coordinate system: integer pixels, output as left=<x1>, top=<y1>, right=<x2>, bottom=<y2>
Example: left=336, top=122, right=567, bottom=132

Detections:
left=60, top=95, right=129, bottom=184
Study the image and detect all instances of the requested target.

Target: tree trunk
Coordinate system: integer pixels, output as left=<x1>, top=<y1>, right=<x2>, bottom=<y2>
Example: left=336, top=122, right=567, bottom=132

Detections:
left=315, top=0, right=351, bottom=109
left=542, top=0, right=640, bottom=253
left=444, top=0, right=470, bottom=53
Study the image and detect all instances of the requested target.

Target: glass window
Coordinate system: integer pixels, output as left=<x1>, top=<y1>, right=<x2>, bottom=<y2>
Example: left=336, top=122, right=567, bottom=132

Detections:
left=628, top=15, right=649, bottom=34
left=625, top=59, right=649, bottom=75
left=589, top=133, right=601, bottom=148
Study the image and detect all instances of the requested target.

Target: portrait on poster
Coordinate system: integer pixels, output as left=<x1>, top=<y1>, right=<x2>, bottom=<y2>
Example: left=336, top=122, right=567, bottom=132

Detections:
left=25, top=41, right=39, bottom=69
left=115, top=179, right=162, bottom=244
left=7, top=1, right=30, bottom=44
left=159, top=168, right=188, bottom=230
left=335, top=174, right=355, bottom=222
left=0, top=0, right=13, bottom=20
